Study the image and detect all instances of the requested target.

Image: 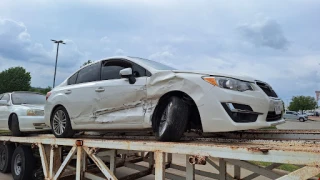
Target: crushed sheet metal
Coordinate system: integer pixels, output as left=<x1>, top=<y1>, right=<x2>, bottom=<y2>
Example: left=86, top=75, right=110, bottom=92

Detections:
left=94, top=101, right=143, bottom=117
left=69, top=70, right=206, bottom=125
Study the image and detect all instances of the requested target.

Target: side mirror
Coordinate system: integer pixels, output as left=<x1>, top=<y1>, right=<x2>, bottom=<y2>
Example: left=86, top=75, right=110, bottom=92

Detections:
left=120, top=68, right=133, bottom=76
left=0, top=100, right=9, bottom=106
left=119, top=68, right=136, bottom=84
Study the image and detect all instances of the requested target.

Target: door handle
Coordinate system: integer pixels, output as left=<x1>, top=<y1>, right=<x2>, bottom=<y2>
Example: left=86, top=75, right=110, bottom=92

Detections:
left=65, top=90, right=72, bottom=94
left=95, top=88, right=105, bottom=92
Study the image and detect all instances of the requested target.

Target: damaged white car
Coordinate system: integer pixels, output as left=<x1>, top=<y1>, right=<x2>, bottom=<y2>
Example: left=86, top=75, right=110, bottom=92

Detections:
left=45, top=56, right=285, bottom=141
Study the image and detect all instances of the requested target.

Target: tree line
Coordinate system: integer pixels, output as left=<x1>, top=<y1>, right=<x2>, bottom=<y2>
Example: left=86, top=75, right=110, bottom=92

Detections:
left=0, top=67, right=51, bottom=95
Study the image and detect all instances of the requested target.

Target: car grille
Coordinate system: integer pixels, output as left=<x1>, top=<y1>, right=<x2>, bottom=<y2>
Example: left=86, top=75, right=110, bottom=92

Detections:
left=256, top=81, right=278, bottom=97
left=221, top=103, right=258, bottom=123
left=266, top=111, right=282, bottom=122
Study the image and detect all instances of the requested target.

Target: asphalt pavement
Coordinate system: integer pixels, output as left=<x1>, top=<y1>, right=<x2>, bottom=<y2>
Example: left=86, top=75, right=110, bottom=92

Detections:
left=277, top=118, right=320, bottom=130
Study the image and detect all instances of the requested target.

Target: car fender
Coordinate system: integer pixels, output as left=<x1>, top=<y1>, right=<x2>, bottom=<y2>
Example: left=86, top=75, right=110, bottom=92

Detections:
left=143, top=71, right=211, bottom=125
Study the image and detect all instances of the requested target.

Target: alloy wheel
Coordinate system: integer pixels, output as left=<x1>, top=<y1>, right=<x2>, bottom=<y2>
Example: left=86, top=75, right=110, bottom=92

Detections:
left=52, top=110, right=67, bottom=135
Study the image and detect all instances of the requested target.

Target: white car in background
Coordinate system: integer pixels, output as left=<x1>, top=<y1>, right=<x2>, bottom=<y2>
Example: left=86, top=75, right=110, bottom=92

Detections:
left=45, top=56, right=285, bottom=141
left=284, top=111, right=308, bottom=122
left=0, top=92, right=49, bottom=136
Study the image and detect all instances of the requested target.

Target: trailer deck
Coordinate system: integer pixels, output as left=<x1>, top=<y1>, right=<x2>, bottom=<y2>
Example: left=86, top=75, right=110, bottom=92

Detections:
left=1, top=130, right=320, bottom=180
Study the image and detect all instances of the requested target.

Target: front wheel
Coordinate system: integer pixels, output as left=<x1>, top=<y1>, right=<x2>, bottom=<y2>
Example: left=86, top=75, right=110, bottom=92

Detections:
left=299, top=117, right=305, bottom=122
left=51, top=106, right=74, bottom=138
left=11, top=114, right=23, bottom=137
left=154, top=96, right=189, bottom=142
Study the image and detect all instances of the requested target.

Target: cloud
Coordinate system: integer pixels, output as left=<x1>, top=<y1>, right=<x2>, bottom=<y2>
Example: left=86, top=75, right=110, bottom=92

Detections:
left=0, top=18, right=35, bottom=60
left=114, top=48, right=125, bottom=55
left=0, top=17, right=88, bottom=87
left=149, top=51, right=174, bottom=60
left=237, top=18, right=289, bottom=50
left=130, top=36, right=142, bottom=43
left=0, top=17, right=87, bottom=68
left=100, top=36, right=110, bottom=43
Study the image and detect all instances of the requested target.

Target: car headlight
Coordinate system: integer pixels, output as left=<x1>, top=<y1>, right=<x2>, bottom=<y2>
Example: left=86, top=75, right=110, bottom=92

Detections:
left=27, top=109, right=44, bottom=116
left=202, top=76, right=254, bottom=92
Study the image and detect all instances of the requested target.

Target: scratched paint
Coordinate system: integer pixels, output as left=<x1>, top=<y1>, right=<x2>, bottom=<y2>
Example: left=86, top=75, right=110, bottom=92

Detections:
left=80, top=70, right=205, bottom=127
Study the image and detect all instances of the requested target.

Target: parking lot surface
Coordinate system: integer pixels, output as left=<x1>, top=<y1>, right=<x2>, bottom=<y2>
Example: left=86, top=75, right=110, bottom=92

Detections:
left=277, top=119, right=320, bottom=130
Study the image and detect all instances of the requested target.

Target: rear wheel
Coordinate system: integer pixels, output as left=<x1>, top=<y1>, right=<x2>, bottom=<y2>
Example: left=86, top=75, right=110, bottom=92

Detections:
left=51, top=106, right=74, bottom=138
left=154, top=96, right=189, bottom=142
left=10, top=114, right=23, bottom=137
left=0, top=143, right=15, bottom=173
left=11, top=146, right=35, bottom=180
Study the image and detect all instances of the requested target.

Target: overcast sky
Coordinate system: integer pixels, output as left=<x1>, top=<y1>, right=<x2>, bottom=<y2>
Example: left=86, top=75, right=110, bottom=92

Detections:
left=0, top=0, right=320, bottom=103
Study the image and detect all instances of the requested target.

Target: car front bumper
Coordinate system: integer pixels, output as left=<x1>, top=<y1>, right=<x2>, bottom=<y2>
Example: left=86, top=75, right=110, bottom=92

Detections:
left=197, top=86, right=285, bottom=132
left=19, top=116, right=50, bottom=131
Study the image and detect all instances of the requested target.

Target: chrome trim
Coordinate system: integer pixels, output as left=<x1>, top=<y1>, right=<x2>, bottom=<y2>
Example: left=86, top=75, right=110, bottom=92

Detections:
left=225, top=103, right=263, bottom=115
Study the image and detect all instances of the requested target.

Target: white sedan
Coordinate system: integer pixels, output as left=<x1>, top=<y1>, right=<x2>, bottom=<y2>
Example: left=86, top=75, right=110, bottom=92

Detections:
left=0, top=92, right=49, bottom=136
left=45, top=56, right=285, bottom=141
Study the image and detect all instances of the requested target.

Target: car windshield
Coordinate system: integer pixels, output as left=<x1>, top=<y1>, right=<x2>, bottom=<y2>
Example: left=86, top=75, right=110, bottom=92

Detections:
left=11, top=93, right=46, bottom=105
left=132, top=57, right=176, bottom=70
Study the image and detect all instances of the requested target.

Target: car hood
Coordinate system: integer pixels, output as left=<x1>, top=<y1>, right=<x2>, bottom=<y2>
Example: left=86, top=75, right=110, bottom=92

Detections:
left=172, top=70, right=256, bottom=82
left=18, top=104, right=45, bottom=110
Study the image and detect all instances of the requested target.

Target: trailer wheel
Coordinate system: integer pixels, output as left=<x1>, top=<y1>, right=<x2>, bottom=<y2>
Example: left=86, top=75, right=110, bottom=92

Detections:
left=10, top=114, right=23, bottom=137
left=11, top=146, right=35, bottom=180
left=154, top=96, right=189, bottom=142
left=0, top=143, right=15, bottom=173
left=51, top=106, right=75, bottom=138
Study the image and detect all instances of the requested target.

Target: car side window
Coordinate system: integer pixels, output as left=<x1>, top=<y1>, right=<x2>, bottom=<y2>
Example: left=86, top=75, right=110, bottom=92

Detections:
left=76, top=63, right=100, bottom=84
left=101, top=60, right=131, bottom=80
left=68, top=72, right=78, bottom=85
left=0, top=94, right=3, bottom=99
left=1, top=94, right=10, bottom=102
left=131, top=63, right=148, bottom=77
left=101, top=59, right=150, bottom=80
left=286, top=112, right=292, bottom=114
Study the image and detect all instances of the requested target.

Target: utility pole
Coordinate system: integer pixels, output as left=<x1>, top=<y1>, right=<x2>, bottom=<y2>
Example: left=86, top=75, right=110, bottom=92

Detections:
left=51, top=39, right=66, bottom=88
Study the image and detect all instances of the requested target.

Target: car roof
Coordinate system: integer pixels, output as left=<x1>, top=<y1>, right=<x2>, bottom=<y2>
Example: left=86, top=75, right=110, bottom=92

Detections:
left=11, top=91, right=44, bottom=95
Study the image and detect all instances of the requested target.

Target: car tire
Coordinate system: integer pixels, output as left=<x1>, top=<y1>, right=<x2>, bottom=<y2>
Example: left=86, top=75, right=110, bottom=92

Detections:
left=51, top=106, right=75, bottom=138
left=10, top=114, right=23, bottom=137
left=11, top=146, right=35, bottom=180
left=0, top=143, right=15, bottom=173
left=299, top=117, right=305, bottom=122
left=154, top=96, right=189, bottom=142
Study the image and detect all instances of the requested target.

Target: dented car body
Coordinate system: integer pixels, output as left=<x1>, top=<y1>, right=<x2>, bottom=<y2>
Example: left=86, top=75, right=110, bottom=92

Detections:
left=45, top=56, right=285, bottom=141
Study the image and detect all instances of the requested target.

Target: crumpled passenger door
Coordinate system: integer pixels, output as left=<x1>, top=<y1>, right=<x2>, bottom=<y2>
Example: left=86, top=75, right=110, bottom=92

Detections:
left=94, top=76, right=147, bottom=124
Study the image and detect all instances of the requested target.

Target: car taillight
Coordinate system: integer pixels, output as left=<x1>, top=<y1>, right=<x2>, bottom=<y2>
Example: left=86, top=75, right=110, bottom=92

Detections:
left=46, top=92, right=51, bottom=101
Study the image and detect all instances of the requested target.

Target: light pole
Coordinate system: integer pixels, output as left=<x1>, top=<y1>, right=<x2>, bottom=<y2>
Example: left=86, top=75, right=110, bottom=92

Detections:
left=51, top=39, right=66, bottom=88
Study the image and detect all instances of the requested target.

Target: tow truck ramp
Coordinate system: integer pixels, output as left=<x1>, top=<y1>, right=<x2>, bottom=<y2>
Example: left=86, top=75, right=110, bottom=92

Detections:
left=0, top=130, right=320, bottom=180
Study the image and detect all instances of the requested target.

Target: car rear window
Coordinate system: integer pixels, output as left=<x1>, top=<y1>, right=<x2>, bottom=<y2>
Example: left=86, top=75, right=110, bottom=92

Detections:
left=11, top=93, right=46, bottom=105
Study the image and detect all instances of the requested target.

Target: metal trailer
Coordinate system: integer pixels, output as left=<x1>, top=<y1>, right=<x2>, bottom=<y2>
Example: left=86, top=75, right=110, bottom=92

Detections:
left=0, top=130, right=320, bottom=180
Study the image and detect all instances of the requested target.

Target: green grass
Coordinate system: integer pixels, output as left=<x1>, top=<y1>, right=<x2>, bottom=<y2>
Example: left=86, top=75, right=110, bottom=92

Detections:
left=0, top=130, right=10, bottom=135
left=252, top=162, right=320, bottom=177
left=251, top=161, right=302, bottom=172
